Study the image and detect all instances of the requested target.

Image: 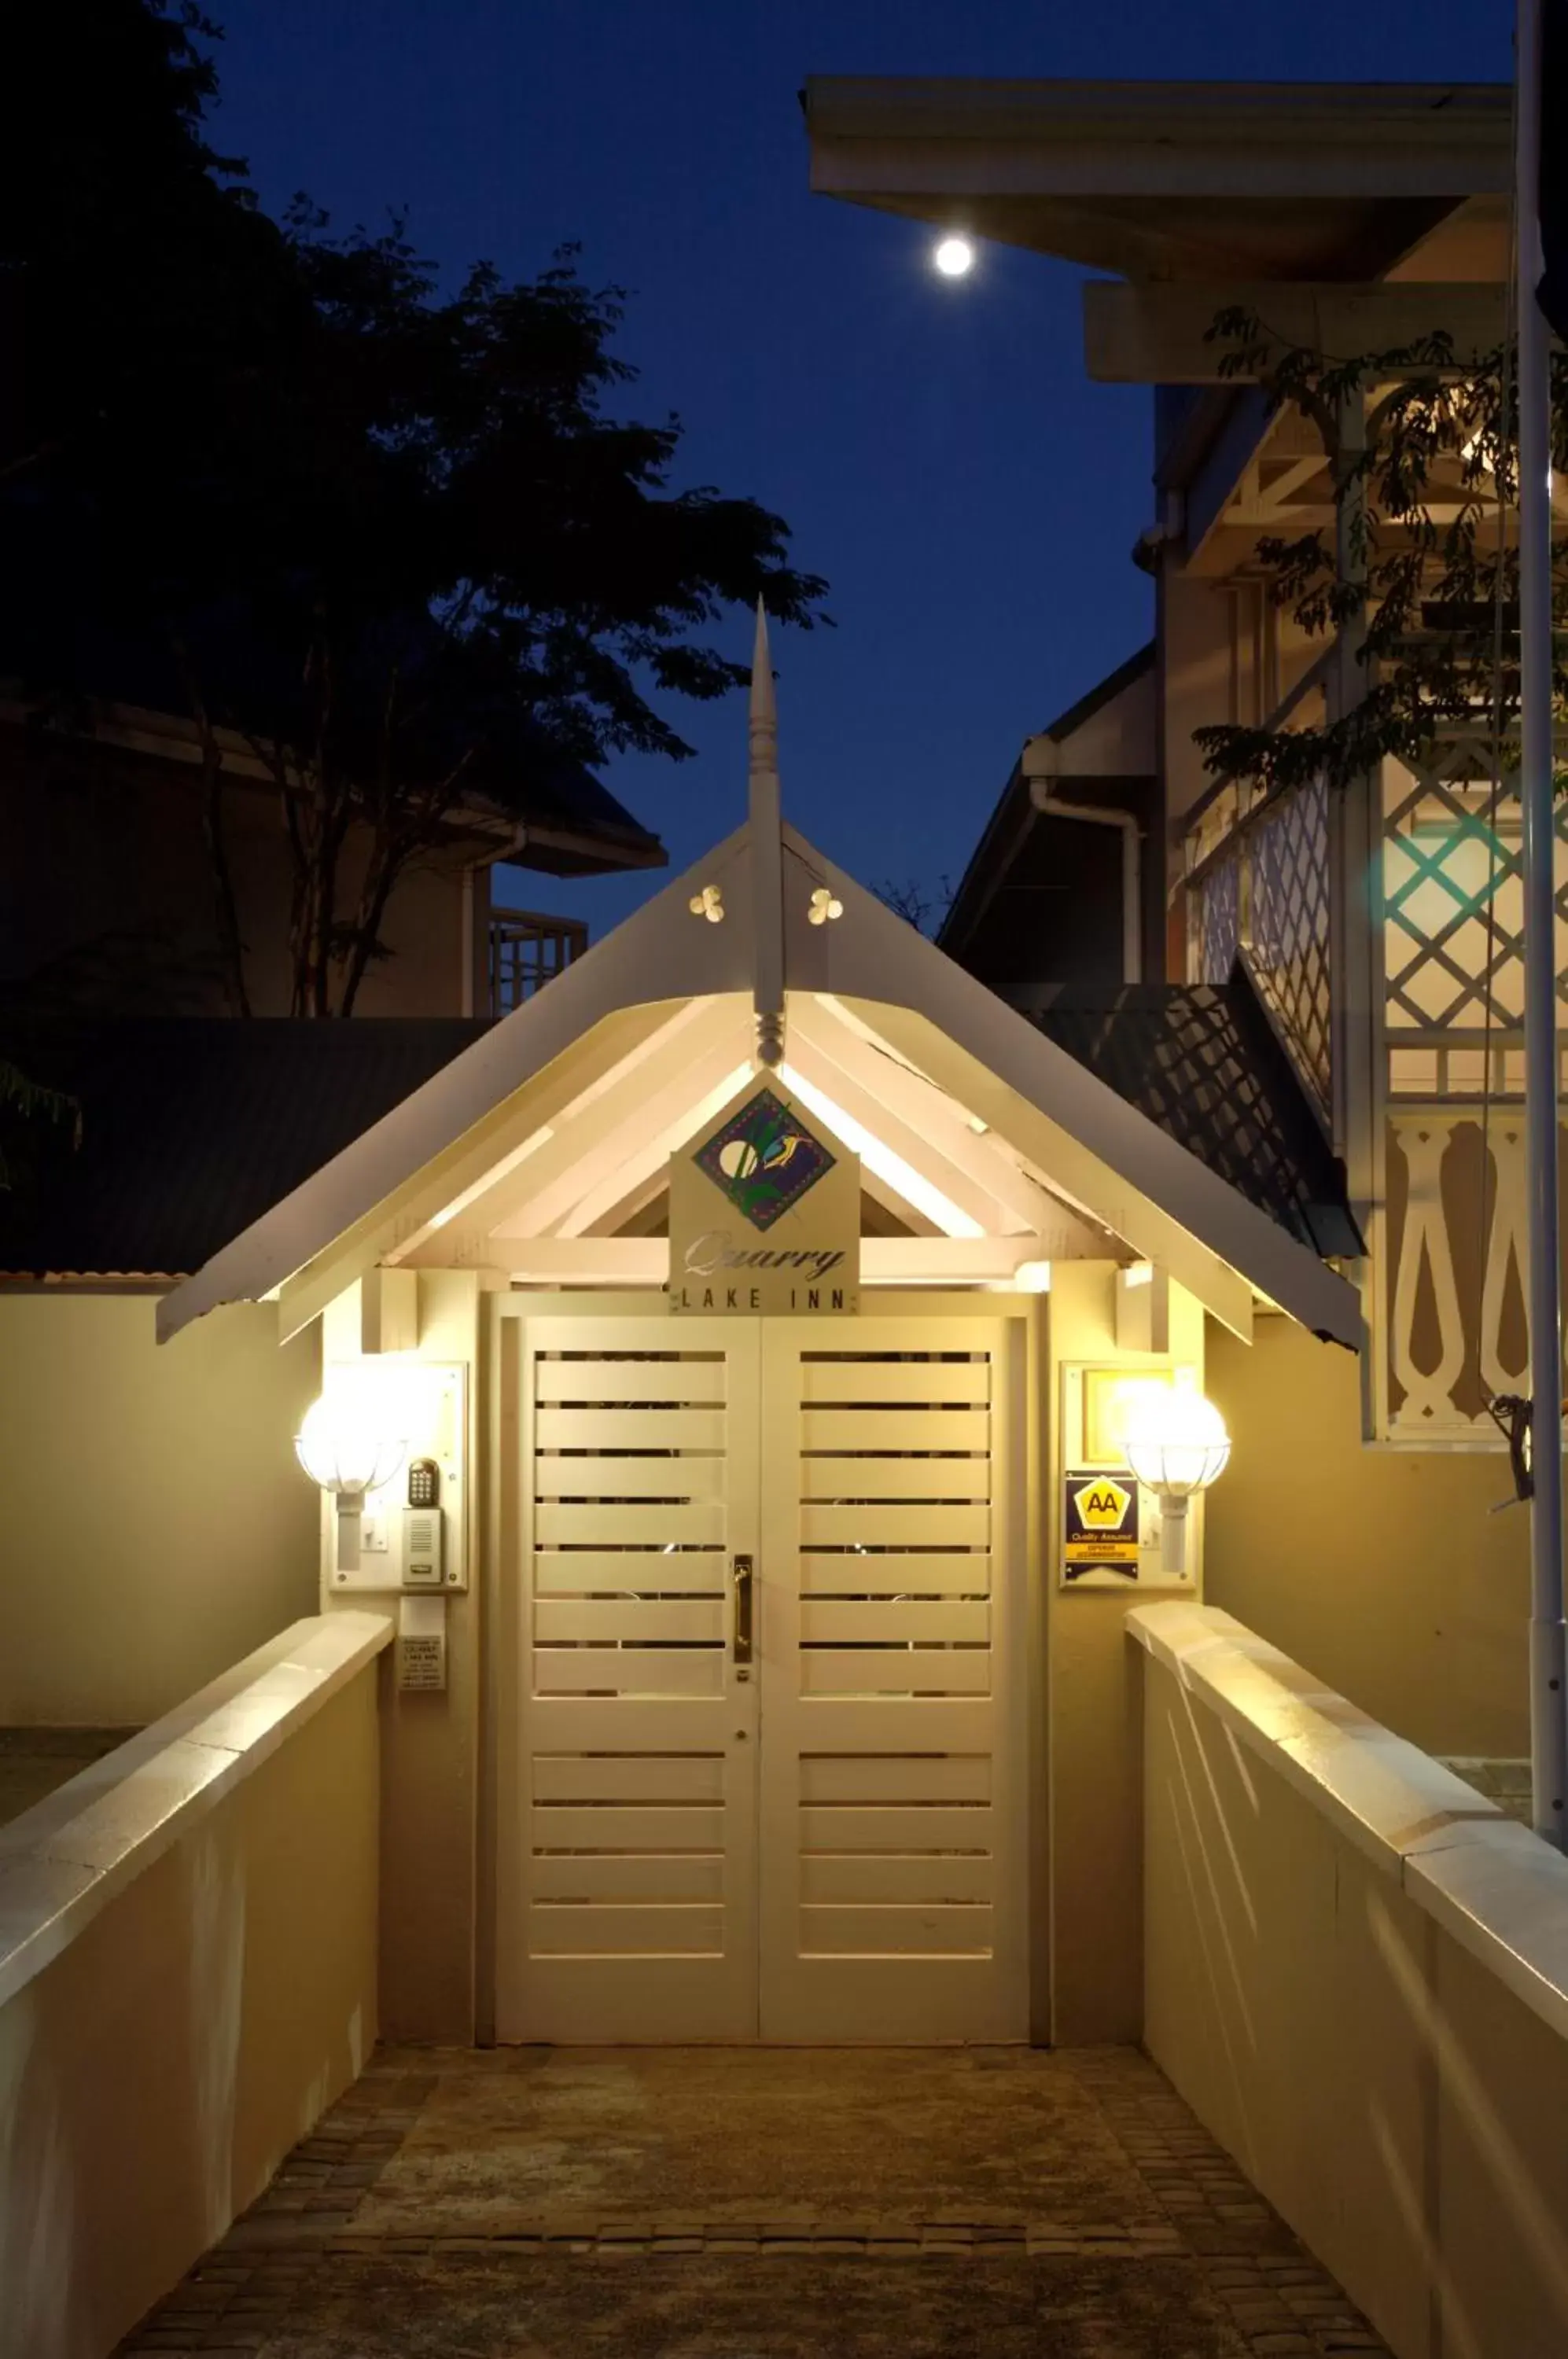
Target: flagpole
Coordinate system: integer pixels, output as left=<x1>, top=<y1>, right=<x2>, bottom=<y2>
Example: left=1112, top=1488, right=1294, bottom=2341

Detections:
left=1517, top=0, right=1567, bottom=1846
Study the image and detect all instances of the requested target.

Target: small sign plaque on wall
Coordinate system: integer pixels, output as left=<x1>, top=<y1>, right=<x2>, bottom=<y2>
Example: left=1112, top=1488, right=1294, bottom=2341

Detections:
left=397, top=1594, right=447, bottom=1691
left=1058, top=1360, right=1191, bottom=1590
left=1062, top=1468, right=1141, bottom=1584
left=668, top=1079, right=860, bottom=1314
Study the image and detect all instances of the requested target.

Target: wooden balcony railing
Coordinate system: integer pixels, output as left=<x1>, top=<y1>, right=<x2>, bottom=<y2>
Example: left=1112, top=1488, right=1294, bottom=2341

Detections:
left=488, top=908, right=587, bottom=1016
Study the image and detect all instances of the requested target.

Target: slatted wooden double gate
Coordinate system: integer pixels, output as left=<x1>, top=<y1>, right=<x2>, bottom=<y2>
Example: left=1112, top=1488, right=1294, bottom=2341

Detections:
left=498, top=1312, right=1028, bottom=2044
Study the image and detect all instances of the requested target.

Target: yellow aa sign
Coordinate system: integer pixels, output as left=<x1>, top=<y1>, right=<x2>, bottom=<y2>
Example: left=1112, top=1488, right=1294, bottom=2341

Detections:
left=1063, top=1467, right=1140, bottom=1581
left=1077, top=1478, right=1132, bottom=1530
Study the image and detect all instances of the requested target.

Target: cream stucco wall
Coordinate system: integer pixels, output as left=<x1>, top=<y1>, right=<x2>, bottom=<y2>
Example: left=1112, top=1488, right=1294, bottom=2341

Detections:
left=1043, top=1261, right=1206, bottom=2045
left=0, top=1295, right=319, bottom=1728
left=1205, top=1314, right=1529, bottom=1759
left=321, top=1270, right=484, bottom=2045
left=0, top=1622, right=383, bottom=2359
left=1139, top=1603, right=1568, bottom=2359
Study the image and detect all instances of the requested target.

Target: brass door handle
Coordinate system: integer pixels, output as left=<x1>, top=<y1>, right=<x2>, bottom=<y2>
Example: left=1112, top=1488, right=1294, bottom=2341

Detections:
left=732, top=1553, right=754, bottom=1666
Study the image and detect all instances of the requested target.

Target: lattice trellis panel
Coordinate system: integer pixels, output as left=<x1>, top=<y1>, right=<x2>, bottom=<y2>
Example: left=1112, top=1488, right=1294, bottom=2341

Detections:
left=1383, top=739, right=1568, bottom=1099
left=1192, top=851, right=1240, bottom=992
left=1245, top=776, right=1332, bottom=1116
left=1187, top=774, right=1331, bottom=1121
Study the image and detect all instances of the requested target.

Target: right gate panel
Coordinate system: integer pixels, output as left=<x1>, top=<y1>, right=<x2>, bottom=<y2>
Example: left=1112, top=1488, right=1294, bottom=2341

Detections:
left=758, top=1316, right=1029, bottom=2042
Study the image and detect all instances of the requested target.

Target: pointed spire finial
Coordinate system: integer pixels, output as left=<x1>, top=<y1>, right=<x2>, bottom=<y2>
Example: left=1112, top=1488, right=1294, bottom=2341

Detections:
left=747, top=596, right=785, bottom=1066
left=749, top=597, right=777, bottom=793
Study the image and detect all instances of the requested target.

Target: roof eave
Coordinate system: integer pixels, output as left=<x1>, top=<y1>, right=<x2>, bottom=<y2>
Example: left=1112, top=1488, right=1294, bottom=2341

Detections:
left=154, top=826, right=755, bottom=1342
left=804, top=75, right=1509, bottom=282
left=157, top=811, right=1361, bottom=1356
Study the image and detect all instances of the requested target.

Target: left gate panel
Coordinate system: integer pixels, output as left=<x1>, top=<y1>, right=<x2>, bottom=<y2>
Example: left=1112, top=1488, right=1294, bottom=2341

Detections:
left=498, top=1314, right=760, bottom=2042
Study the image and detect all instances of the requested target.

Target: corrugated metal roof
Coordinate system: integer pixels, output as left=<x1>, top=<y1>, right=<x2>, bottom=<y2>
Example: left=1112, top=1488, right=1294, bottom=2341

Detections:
left=0, top=1020, right=492, bottom=1281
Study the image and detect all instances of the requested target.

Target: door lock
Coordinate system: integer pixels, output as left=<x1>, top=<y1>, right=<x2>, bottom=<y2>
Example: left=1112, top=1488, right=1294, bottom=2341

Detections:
left=732, top=1552, right=754, bottom=1667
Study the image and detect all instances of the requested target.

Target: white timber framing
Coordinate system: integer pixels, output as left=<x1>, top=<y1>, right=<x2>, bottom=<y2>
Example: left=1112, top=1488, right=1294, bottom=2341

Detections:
left=410, top=999, right=753, bottom=1260
left=381, top=986, right=1116, bottom=1276
left=550, top=1059, right=755, bottom=1241
left=156, top=614, right=1362, bottom=1355
left=785, top=998, right=1099, bottom=1247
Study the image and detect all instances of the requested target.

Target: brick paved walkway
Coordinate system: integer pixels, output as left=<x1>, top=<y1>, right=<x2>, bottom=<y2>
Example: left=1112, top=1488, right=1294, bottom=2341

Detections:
left=117, top=2046, right=1389, bottom=2357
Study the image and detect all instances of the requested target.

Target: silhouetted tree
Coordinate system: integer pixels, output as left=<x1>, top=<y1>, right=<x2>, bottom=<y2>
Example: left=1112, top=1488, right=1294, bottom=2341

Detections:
left=6, top=2, right=829, bottom=1013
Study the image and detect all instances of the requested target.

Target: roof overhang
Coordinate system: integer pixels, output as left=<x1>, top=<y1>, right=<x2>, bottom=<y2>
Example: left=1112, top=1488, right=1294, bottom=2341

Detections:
left=157, top=815, right=1362, bottom=1354
left=1, top=703, right=667, bottom=879
left=939, top=644, right=1154, bottom=961
left=803, top=77, right=1510, bottom=284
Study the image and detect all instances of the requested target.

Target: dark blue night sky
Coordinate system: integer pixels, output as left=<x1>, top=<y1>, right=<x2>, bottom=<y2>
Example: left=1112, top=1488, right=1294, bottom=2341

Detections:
left=210, top=1, right=1511, bottom=934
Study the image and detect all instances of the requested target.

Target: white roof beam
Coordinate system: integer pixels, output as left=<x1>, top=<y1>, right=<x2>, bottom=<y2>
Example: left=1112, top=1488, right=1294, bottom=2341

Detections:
left=271, top=1001, right=696, bottom=1345
left=779, top=1037, right=1018, bottom=1232
left=421, top=999, right=749, bottom=1257
left=551, top=1060, right=758, bottom=1240
left=856, top=1001, right=1259, bottom=1339
left=793, top=996, right=1097, bottom=1246
left=388, top=995, right=727, bottom=1264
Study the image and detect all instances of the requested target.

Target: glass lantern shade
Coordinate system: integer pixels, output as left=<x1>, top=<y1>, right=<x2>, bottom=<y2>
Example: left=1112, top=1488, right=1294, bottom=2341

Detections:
left=1122, top=1378, right=1229, bottom=1576
left=294, top=1393, right=407, bottom=1499
left=1123, top=1381, right=1231, bottom=1501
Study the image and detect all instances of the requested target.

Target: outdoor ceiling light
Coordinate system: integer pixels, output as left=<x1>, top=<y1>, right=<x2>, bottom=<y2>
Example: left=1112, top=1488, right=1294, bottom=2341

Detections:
left=933, top=234, right=975, bottom=278
left=295, top=1384, right=410, bottom=1574
left=1122, top=1372, right=1231, bottom=1576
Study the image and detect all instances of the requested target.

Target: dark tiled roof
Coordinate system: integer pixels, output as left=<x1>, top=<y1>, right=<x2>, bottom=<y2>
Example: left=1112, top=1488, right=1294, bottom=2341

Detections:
left=1028, top=978, right=1362, bottom=1260
left=0, top=978, right=1357, bottom=1286
left=0, top=1019, right=493, bottom=1279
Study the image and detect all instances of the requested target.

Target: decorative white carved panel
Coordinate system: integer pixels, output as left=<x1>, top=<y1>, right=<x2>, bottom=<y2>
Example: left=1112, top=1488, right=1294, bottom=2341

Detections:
left=1381, top=1108, right=1547, bottom=1443
left=1387, top=1113, right=1468, bottom=1431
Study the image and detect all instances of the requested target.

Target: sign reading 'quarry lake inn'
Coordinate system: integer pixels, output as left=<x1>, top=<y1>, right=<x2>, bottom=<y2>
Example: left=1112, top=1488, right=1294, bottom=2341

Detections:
left=668, top=1083, right=861, bottom=1315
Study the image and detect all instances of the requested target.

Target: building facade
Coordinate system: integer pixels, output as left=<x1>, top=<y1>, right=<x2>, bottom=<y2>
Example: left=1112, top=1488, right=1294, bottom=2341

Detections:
left=0, top=690, right=664, bottom=1021
left=808, top=75, right=1546, bottom=1755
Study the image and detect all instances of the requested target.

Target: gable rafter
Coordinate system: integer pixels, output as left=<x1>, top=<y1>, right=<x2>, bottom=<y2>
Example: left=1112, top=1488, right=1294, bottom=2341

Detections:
left=270, top=1000, right=693, bottom=1343
left=792, top=995, right=1101, bottom=1249
left=550, top=1056, right=759, bottom=1240
left=408, top=998, right=749, bottom=1260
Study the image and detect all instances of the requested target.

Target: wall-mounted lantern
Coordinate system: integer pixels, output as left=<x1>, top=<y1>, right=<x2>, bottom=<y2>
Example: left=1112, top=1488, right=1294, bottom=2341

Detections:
left=1122, top=1371, right=1231, bottom=1575
left=295, top=1385, right=409, bottom=1573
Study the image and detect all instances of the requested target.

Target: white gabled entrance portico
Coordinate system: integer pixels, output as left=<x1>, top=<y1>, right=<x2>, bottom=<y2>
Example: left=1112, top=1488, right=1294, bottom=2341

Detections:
left=497, top=1305, right=1028, bottom=2045
left=156, top=605, right=1360, bottom=2052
